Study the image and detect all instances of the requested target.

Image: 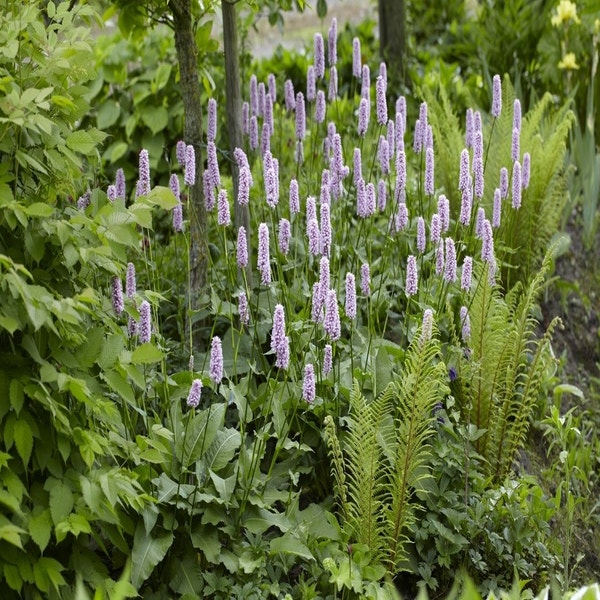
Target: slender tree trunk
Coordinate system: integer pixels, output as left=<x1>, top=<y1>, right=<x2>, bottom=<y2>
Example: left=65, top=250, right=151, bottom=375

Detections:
left=378, top=0, right=407, bottom=91
left=222, top=0, right=251, bottom=281
left=171, top=0, right=207, bottom=350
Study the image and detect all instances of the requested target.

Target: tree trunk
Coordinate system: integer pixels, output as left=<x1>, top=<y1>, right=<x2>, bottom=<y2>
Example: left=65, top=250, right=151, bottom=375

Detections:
left=222, top=0, right=251, bottom=281
left=171, top=0, right=207, bottom=350
left=378, top=0, right=407, bottom=92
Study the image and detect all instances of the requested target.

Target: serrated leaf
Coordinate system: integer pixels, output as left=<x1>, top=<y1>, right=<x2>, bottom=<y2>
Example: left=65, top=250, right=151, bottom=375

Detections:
left=49, top=482, right=73, bottom=525
left=0, top=515, right=25, bottom=549
left=13, top=419, right=33, bottom=467
left=23, top=202, right=53, bottom=217
left=66, top=131, right=96, bottom=155
left=28, top=509, right=52, bottom=552
left=131, top=343, right=165, bottom=364
left=130, top=523, right=173, bottom=590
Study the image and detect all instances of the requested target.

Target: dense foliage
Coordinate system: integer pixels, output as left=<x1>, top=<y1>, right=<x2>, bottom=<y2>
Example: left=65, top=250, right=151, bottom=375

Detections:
left=0, top=1, right=598, bottom=599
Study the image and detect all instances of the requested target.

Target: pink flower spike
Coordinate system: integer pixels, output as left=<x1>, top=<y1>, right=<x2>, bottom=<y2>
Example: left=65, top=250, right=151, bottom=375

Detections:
left=249, top=74, right=258, bottom=116
left=512, top=160, right=522, bottom=209
left=430, top=213, right=441, bottom=244
left=438, top=195, right=450, bottom=232
left=307, top=218, right=320, bottom=255
left=314, top=33, right=325, bottom=79
left=208, top=98, right=217, bottom=142
left=406, top=255, right=418, bottom=297
left=257, top=223, right=271, bottom=285
left=237, top=226, right=248, bottom=268
left=482, top=219, right=495, bottom=263
left=176, top=141, right=186, bottom=168
left=289, top=179, right=300, bottom=214
left=360, top=263, right=371, bottom=297
left=126, top=262, right=136, bottom=299
left=352, top=37, right=362, bottom=78
left=303, top=364, right=316, bottom=403
left=111, top=277, right=124, bottom=316
left=500, top=166, right=509, bottom=198
left=358, top=97, right=369, bottom=137
left=316, top=90, right=326, bottom=123
left=238, top=292, right=249, bottom=326
left=435, top=239, right=444, bottom=276
left=278, top=218, right=291, bottom=255
left=328, top=66, right=338, bottom=102
left=284, top=79, right=296, bottom=112
left=323, top=344, right=333, bottom=376
left=345, top=272, right=357, bottom=319
left=184, top=145, right=196, bottom=186
left=324, top=289, right=341, bottom=341
left=492, top=188, right=502, bottom=228
left=492, top=74, right=502, bottom=118
left=306, top=65, right=316, bottom=102
left=461, top=256, right=473, bottom=292
left=139, top=300, right=152, bottom=344
left=522, top=152, right=531, bottom=189
left=444, top=238, right=457, bottom=283
left=209, top=336, right=224, bottom=385
left=417, top=216, right=426, bottom=253
left=425, top=147, right=435, bottom=195
left=187, top=379, right=202, bottom=408
left=376, top=76, right=387, bottom=125
left=320, top=203, right=332, bottom=256
left=271, top=304, right=290, bottom=369
left=295, top=92, right=306, bottom=140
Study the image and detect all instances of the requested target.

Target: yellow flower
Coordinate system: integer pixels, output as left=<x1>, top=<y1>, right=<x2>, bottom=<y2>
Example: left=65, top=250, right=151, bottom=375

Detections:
left=558, top=52, right=580, bottom=70
left=551, top=0, right=581, bottom=27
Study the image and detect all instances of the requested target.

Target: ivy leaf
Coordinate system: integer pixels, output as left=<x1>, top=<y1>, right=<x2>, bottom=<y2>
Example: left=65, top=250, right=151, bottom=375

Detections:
left=130, top=523, right=174, bottom=590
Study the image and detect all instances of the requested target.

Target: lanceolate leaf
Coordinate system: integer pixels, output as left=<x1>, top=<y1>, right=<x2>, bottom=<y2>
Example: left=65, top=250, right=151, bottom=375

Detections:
left=130, top=523, right=174, bottom=590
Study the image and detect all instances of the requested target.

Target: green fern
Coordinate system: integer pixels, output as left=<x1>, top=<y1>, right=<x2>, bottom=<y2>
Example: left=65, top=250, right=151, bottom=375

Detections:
left=324, top=321, right=447, bottom=577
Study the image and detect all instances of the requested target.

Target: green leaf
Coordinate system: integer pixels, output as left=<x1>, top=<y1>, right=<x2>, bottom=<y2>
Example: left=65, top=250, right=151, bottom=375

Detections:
left=270, top=532, right=314, bottom=561
left=178, top=404, right=225, bottom=467
left=0, top=514, right=25, bottom=549
left=33, top=557, right=65, bottom=593
left=49, top=481, right=74, bottom=525
left=142, top=186, right=179, bottom=210
left=28, top=508, right=52, bottom=552
left=205, top=428, right=241, bottom=472
left=316, top=0, right=328, bottom=18
left=24, top=202, right=54, bottom=217
left=131, top=343, right=165, bottom=364
left=13, top=419, right=33, bottom=467
left=130, top=523, right=174, bottom=590
left=66, top=131, right=96, bottom=155
left=153, top=64, right=172, bottom=91
left=110, top=141, right=129, bottom=163
left=141, top=106, right=168, bottom=135
left=96, top=100, right=121, bottom=130
left=9, top=379, right=24, bottom=414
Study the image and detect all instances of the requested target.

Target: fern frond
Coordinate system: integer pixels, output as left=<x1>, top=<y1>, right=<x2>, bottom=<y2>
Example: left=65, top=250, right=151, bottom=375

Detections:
left=386, top=326, right=446, bottom=574
left=323, top=415, right=350, bottom=523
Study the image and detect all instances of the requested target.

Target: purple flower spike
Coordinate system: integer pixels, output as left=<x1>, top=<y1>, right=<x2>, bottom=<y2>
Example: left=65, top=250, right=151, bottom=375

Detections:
left=208, top=98, right=217, bottom=142
left=465, top=108, right=474, bottom=148
left=500, top=166, right=509, bottom=198
left=127, top=316, right=137, bottom=339
left=249, top=115, right=259, bottom=151
left=396, top=150, right=406, bottom=190
left=475, top=207, right=486, bottom=239
left=328, top=18, right=337, bottom=66
left=312, top=282, right=325, bottom=323
left=265, top=94, right=274, bottom=136
left=279, top=218, right=291, bottom=255
left=406, top=255, right=418, bottom=297
left=217, top=189, right=231, bottom=226
left=107, top=185, right=117, bottom=202
left=308, top=218, right=320, bottom=255
left=176, top=141, right=186, bottom=168
left=461, top=256, right=473, bottom=292
left=249, top=74, right=258, bottom=116
left=237, top=226, right=248, bottom=268
left=513, top=98, right=522, bottom=132
left=173, top=202, right=183, bottom=233
left=139, top=300, right=152, bottom=344
left=435, top=239, right=444, bottom=275
left=324, top=289, right=341, bottom=341
left=459, top=185, right=473, bottom=226
left=394, top=201, right=409, bottom=232
left=239, top=292, right=249, bottom=326
left=425, top=147, right=435, bottom=195
left=387, top=119, right=395, bottom=157
left=316, top=90, right=326, bottom=123
left=115, top=168, right=126, bottom=200
left=438, top=195, right=450, bottom=232
left=377, top=179, right=387, bottom=212
left=303, top=364, right=316, bottom=403
left=352, top=37, right=362, bottom=78
left=314, top=33, right=325, bottom=79
left=257, top=223, right=271, bottom=285
left=238, top=166, right=251, bottom=206
left=242, top=101, right=249, bottom=135
left=207, top=141, right=220, bottom=188
left=295, top=92, right=306, bottom=140
left=184, top=145, right=196, bottom=186
left=306, top=65, right=316, bottom=102
left=169, top=173, right=181, bottom=201
left=421, top=309, right=434, bottom=343
left=482, top=219, right=495, bottom=263
left=345, top=272, right=357, bottom=319
left=356, top=178, right=367, bottom=218
left=306, top=195, right=317, bottom=224
left=358, top=97, right=369, bottom=137
left=258, top=82, right=266, bottom=117
left=209, top=336, right=224, bottom=385
left=320, top=203, right=332, bottom=256
left=126, top=262, right=136, bottom=299
left=430, top=213, right=441, bottom=244
left=492, top=188, right=502, bottom=228
left=366, top=182, right=376, bottom=216
left=271, top=304, right=290, bottom=370
left=187, top=379, right=202, bottom=408
left=376, top=76, right=387, bottom=125
left=353, top=148, right=363, bottom=186
left=289, top=179, right=300, bottom=214
left=459, top=149, right=470, bottom=191
left=460, top=306, right=471, bottom=342
left=323, top=344, right=333, bottom=376
left=361, top=65, right=370, bottom=100
left=511, top=127, right=520, bottom=162
left=473, top=157, right=484, bottom=199
left=284, top=79, right=295, bottom=112
left=413, top=118, right=422, bottom=154
left=512, top=160, right=522, bottom=209
left=360, top=263, right=371, bottom=297
left=522, top=152, right=531, bottom=189
left=204, top=173, right=215, bottom=211
left=268, top=73, right=277, bottom=103
left=417, top=216, right=426, bottom=253
left=378, top=136, right=390, bottom=175
left=111, top=277, right=124, bottom=316
left=136, top=149, right=150, bottom=198
left=328, top=66, right=338, bottom=102
left=444, top=238, right=457, bottom=283
left=492, top=74, right=502, bottom=118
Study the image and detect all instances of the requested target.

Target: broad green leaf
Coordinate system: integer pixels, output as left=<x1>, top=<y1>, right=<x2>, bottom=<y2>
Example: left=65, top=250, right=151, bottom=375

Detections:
left=23, top=202, right=53, bottom=217
left=33, top=557, right=65, bottom=593
left=9, top=379, right=24, bottom=414
left=28, top=508, right=52, bottom=552
left=55, top=513, right=92, bottom=543
left=13, top=419, right=33, bottom=467
left=141, top=106, right=168, bottom=135
left=153, top=63, right=172, bottom=92
left=243, top=506, right=291, bottom=535
left=49, top=481, right=74, bottom=525
left=168, top=555, right=202, bottom=595
left=97, top=334, right=126, bottom=370
left=270, top=532, right=314, bottom=561
left=205, top=428, right=241, bottom=472
left=96, top=100, right=120, bottom=130
left=177, top=403, right=225, bottom=467
left=110, top=141, right=129, bottom=163
left=24, top=230, right=45, bottom=263
left=4, top=563, right=22, bottom=591
left=130, top=523, right=173, bottom=590
left=66, top=131, right=96, bottom=155
left=131, top=343, right=165, bottom=365
left=0, top=515, right=25, bottom=548
left=143, top=186, right=179, bottom=210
